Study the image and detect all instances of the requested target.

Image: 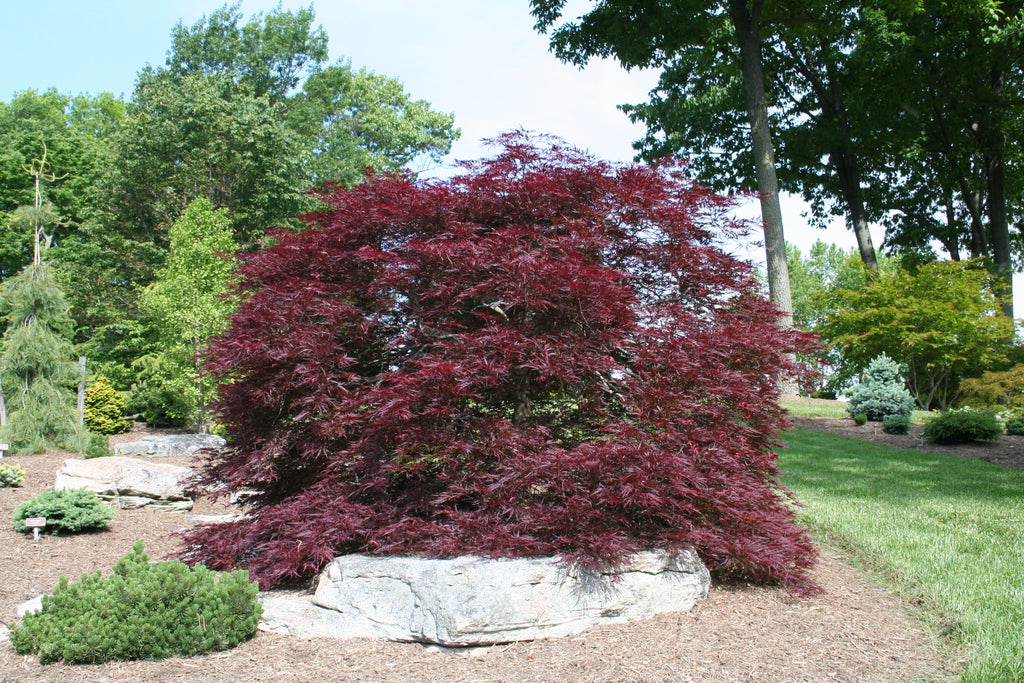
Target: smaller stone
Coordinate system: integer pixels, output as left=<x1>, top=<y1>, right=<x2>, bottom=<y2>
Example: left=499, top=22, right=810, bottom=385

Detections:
left=186, top=513, right=244, bottom=525
left=17, top=596, right=43, bottom=619
left=55, top=457, right=194, bottom=510
left=0, top=623, right=10, bottom=643
left=113, top=434, right=226, bottom=458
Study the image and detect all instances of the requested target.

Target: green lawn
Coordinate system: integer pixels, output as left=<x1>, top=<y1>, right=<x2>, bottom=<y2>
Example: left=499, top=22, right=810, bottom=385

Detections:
left=778, top=429, right=1024, bottom=683
left=780, top=397, right=933, bottom=423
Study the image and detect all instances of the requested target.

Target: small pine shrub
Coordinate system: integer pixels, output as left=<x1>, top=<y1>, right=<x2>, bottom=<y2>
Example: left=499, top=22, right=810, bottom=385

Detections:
left=1005, top=415, right=1024, bottom=436
left=0, top=463, right=26, bottom=487
left=847, top=354, right=915, bottom=421
left=924, top=408, right=1002, bottom=444
left=84, top=376, right=131, bottom=435
left=883, top=414, right=911, bottom=435
left=84, top=432, right=111, bottom=459
left=13, top=489, right=114, bottom=534
left=853, top=413, right=868, bottom=426
left=10, top=542, right=262, bottom=664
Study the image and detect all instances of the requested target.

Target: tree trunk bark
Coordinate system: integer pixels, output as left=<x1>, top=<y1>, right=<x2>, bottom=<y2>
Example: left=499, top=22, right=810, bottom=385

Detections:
left=729, top=0, right=793, bottom=325
left=830, top=145, right=878, bottom=271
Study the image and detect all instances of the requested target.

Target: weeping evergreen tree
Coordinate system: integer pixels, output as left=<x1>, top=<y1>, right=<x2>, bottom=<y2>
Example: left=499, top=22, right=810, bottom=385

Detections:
left=0, top=144, right=81, bottom=454
left=0, top=263, right=80, bottom=453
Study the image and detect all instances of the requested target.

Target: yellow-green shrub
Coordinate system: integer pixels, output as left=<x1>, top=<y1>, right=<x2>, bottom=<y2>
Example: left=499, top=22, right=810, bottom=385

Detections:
left=958, top=364, right=1024, bottom=410
left=84, top=375, right=132, bottom=435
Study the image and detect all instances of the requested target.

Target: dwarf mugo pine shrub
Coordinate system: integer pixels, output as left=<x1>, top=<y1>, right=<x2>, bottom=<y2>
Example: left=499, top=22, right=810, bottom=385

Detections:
left=10, top=542, right=261, bottom=664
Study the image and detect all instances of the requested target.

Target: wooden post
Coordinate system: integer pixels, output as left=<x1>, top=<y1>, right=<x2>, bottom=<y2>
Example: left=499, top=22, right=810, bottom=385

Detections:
left=77, top=356, right=86, bottom=426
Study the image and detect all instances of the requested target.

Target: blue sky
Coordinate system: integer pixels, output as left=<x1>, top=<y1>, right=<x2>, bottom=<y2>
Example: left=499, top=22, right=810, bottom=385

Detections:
left=7, top=0, right=1003, bottom=306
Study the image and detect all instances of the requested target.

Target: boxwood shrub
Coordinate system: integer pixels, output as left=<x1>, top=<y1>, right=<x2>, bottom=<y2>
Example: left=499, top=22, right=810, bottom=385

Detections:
left=924, top=408, right=1002, bottom=444
left=883, top=414, right=911, bottom=435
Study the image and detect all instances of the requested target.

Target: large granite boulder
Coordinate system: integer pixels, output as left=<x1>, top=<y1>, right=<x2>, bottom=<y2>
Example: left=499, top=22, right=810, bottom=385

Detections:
left=54, top=457, right=194, bottom=511
left=260, top=550, right=709, bottom=645
left=113, top=434, right=225, bottom=458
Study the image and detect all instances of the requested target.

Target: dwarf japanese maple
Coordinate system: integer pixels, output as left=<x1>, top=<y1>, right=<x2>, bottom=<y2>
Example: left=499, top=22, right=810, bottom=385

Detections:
left=179, top=133, right=818, bottom=592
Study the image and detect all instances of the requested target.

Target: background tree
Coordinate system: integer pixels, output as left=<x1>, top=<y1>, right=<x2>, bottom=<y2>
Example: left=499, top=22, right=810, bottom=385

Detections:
left=530, top=0, right=795, bottom=322
left=613, top=0, right=1022, bottom=304
left=287, top=63, right=461, bottom=184
left=138, top=198, right=238, bottom=432
left=179, top=135, right=817, bottom=592
left=48, top=3, right=459, bottom=394
left=787, top=241, right=900, bottom=394
left=0, top=90, right=123, bottom=279
left=857, top=1, right=1023, bottom=315
left=818, top=259, right=1014, bottom=409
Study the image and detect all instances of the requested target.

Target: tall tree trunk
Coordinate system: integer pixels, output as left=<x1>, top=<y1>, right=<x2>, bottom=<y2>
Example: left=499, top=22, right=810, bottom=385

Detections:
left=830, top=144, right=878, bottom=271
left=981, top=63, right=1012, bottom=319
left=729, top=0, right=793, bottom=325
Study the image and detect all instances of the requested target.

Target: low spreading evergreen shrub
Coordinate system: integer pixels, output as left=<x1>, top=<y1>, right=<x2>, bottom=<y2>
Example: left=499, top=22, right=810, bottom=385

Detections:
left=847, top=354, right=915, bottom=421
left=13, top=489, right=114, bottom=534
left=0, top=463, right=25, bottom=487
left=84, top=376, right=132, bottom=435
left=882, top=414, right=911, bottom=435
left=853, top=413, right=868, bottom=426
left=10, top=542, right=262, bottom=664
left=924, top=408, right=1002, bottom=444
left=1005, top=415, right=1024, bottom=436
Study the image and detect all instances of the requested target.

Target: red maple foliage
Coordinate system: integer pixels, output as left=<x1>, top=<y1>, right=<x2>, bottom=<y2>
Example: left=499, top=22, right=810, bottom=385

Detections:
left=179, top=133, right=819, bottom=592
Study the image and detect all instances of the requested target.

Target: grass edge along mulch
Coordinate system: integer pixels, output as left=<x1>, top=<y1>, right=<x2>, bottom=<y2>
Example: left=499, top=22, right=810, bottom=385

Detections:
left=779, top=428, right=1024, bottom=683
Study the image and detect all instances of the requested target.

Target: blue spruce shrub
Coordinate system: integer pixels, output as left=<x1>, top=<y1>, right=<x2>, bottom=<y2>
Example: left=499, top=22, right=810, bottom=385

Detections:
left=847, top=354, right=915, bottom=421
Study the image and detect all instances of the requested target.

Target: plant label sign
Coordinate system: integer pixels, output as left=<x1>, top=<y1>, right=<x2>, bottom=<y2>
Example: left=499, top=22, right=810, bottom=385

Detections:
left=25, top=517, right=46, bottom=541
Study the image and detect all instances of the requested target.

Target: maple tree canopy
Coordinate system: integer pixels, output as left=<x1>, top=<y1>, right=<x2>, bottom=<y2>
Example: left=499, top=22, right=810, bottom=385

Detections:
left=180, top=133, right=818, bottom=592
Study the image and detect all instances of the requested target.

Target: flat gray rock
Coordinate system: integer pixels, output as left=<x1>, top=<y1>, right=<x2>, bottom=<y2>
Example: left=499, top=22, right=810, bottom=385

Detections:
left=262, top=550, right=709, bottom=645
left=16, top=596, right=43, bottom=619
left=54, top=457, right=194, bottom=511
left=113, top=434, right=226, bottom=458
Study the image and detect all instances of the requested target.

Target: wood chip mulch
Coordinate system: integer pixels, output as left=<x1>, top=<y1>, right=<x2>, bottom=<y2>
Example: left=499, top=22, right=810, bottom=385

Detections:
left=0, top=424, right=961, bottom=682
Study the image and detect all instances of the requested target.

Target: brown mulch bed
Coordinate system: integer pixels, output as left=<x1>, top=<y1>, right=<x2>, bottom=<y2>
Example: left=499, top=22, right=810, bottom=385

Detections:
left=0, top=423, right=965, bottom=682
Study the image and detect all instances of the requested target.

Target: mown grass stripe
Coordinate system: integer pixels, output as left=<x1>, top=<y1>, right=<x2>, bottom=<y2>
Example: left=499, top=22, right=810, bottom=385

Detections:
left=779, top=428, right=1024, bottom=683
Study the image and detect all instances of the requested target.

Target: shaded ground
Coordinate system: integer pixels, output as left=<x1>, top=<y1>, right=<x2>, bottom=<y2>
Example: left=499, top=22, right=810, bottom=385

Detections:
left=0, top=423, right=961, bottom=682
